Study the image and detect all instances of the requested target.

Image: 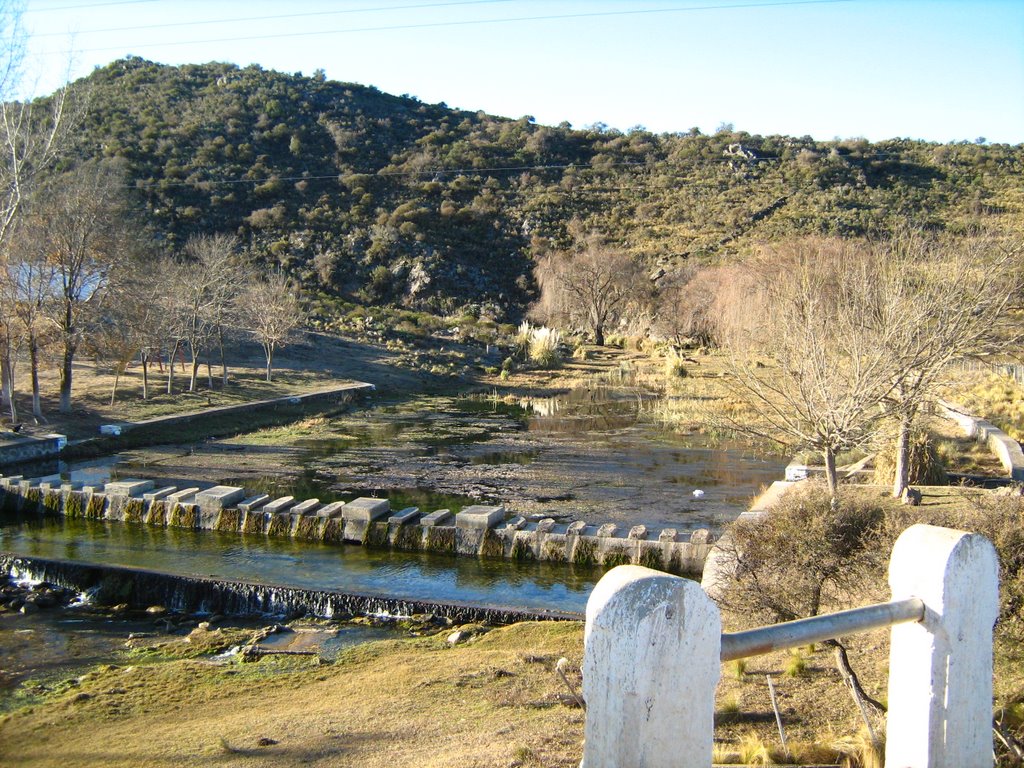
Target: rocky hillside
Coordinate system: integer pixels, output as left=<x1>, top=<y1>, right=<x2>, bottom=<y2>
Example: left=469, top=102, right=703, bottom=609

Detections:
left=58, top=57, right=1024, bottom=319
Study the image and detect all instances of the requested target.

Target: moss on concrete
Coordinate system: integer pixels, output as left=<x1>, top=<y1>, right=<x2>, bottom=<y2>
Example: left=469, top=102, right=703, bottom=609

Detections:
left=638, top=544, right=665, bottom=571
left=123, top=498, right=145, bottom=524
left=266, top=513, right=291, bottom=538
left=571, top=537, right=597, bottom=567
left=390, top=523, right=423, bottom=551
left=425, top=526, right=455, bottom=554
left=42, top=490, right=63, bottom=515
left=363, top=521, right=390, bottom=548
left=601, top=547, right=630, bottom=568
left=86, top=494, right=107, bottom=519
left=542, top=539, right=567, bottom=563
left=215, top=509, right=242, bottom=533
left=293, top=515, right=319, bottom=540
left=64, top=492, right=84, bottom=519
left=146, top=500, right=167, bottom=526
left=478, top=528, right=506, bottom=559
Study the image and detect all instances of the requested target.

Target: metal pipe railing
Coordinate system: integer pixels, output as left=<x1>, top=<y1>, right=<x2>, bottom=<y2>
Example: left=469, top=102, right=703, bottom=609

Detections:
left=720, top=597, right=925, bottom=662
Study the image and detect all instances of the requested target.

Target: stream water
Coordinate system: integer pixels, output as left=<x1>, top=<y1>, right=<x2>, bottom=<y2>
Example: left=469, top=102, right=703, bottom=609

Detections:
left=0, top=515, right=599, bottom=614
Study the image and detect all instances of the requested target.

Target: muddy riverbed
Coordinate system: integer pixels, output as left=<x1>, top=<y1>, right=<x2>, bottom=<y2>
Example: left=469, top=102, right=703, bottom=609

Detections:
left=27, top=390, right=785, bottom=533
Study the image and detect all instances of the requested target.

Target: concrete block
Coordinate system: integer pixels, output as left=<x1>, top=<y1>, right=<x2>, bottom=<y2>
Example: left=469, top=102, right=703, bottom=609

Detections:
left=0, top=475, right=23, bottom=488
left=689, top=529, right=710, bottom=545
left=456, top=505, right=505, bottom=530
left=421, top=508, right=453, bottom=527
left=887, top=524, right=1000, bottom=768
left=167, top=487, right=200, bottom=504
left=262, top=496, right=295, bottom=515
left=658, top=529, right=679, bottom=543
left=536, top=518, right=556, bottom=534
left=566, top=520, right=587, bottom=535
left=238, top=494, right=270, bottom=513
left=99, top=424, right=122, bottom=436
left=315, top=501, right=346, bottom=518
left=143, top=486, right=177, bottom=502
left=388, top=506, right=421, bottom=525
left=194, top=485, right=245, bottom=511
left=39, top=481, right=56, bottom=491
left=60, top=482, right=83, bottom=493
left=343, top=497, right=390, bottom=523
left=597, top=523, right=618, bottom=538
left=290, top=498, right=321, bottom=516
left=628, top=525, right=648, bottom=540
left=342, top=497, right=390, bottom=543
left=506, top=516, right=528, bottom=530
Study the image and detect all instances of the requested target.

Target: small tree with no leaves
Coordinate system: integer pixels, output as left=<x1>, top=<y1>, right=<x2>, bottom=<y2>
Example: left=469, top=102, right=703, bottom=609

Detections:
left=530, top=232, right=649, bottom=346
left=239, top=272, right=303, bottom=382
left=718, top=238, right=902, bottom=498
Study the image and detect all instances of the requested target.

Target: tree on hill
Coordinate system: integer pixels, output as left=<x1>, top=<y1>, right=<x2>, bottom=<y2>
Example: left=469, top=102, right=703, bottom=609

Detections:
left=530, top=232, right=649, bottom=346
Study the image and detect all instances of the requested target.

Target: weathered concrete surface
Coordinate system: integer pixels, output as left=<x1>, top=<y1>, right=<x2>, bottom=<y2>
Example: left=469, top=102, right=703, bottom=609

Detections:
left=582, top=566, right=721, bottom=767
left=103, top=480, right=155, bottom=497
left=886, top=524, right=999, bottom=768
left=939, top=399, right=1024, bottom=482
left=194, top=486, right=245, bottom=511
left=342, top=497, right=390, bottom=542
left=421, top=509, right=453, bottom=527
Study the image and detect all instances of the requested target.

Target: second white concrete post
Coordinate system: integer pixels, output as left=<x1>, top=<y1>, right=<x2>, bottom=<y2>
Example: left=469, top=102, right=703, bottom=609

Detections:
left=886, top=523, right=1000, bottom=768
left=581, top=565, right=721, bottom=768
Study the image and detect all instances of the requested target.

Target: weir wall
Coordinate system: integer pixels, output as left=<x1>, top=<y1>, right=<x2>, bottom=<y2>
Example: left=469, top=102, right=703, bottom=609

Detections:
left=0, top=476, right=712, bottom=576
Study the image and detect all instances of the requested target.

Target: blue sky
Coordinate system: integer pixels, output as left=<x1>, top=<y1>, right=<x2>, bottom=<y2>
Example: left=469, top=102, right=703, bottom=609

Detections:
left=19, top=0, right=1024, bottom=143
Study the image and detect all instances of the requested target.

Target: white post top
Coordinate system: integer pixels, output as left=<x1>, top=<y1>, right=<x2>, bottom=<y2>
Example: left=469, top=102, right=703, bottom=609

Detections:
left=887, top=523, right=1000, bottom=768
left=582, top=565, right=721, bottom=768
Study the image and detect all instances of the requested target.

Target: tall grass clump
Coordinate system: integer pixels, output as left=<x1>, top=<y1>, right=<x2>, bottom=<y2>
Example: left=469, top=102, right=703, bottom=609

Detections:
left=527, top=326, right=562, bottom=368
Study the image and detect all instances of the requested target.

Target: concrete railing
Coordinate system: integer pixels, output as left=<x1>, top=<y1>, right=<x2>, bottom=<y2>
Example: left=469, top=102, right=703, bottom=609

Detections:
left=581, top=524, right=1000, bottom=768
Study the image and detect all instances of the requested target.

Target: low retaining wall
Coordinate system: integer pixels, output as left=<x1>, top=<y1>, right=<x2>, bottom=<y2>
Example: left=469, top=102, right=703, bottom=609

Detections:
left=0, top=433, right=67, bottom=465
left=98, top=382, right=374, bottom=436
left=0, top=475, right=713, bottom=576
left=938, top=399, right=1024, bottom=482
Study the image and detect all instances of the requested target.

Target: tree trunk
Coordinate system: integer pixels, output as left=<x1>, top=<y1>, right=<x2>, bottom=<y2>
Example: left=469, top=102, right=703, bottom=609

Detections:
left=110, top=366, right=121, bottom=406
left=265, top=343, right=273, bottom=382
left=141, top=352, right=149, bottom=400
left=206, top=357, right=213, bottom=390
left=892, top=413, right=913, bottom=498
left=823, top=447, right=838, bottom=499
left=167, top=340, right=178, bottom=395
left=59, top=344, right=74, bottom=414
left=2, top=354, right=16, bottom=424
left=29, top=334, right=42, bottom=421
left=219, top=325, right=228, bottom=388
left=188, top=346, right=200, bottom=392
left=593, top=325, right=605, bottom=347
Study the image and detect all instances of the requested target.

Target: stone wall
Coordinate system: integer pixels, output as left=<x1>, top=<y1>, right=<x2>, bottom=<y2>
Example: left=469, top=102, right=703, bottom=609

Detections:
left=0, top=475, right=713, bottom=576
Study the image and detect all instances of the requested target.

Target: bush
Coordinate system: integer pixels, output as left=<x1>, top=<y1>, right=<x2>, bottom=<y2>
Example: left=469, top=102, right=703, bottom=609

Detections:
left=873, top=431, right=948, bottom=486
left=664, top=352, right=689, bottom=380
left=528, top=326, right=562, bottom=368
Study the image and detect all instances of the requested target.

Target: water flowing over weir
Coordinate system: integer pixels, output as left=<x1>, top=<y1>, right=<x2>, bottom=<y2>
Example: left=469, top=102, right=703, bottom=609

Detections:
left=0, top=554, right=579, bottom=624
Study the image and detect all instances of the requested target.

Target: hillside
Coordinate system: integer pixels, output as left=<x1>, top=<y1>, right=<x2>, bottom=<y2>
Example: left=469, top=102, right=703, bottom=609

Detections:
left=59, top=57, right=1024, bottom=319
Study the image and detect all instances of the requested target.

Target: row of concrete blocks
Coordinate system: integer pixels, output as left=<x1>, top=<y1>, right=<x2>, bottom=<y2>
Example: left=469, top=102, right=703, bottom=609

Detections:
left=0, top=476, right=713, bottom=575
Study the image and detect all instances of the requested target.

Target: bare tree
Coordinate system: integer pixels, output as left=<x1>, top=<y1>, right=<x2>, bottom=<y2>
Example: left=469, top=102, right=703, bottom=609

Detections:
left=172, top=233, right=241, bottom=392
left=866, top=229, right=1024, bottom=497
left=2, top=216, right=55, bottom=420
left=239, top=272, right=303, bottom=382
left=34, top=161, right=131, bottom=413
left=530, top=232, right=649, bottom=346
left=718, top=238, right=902, bottom=497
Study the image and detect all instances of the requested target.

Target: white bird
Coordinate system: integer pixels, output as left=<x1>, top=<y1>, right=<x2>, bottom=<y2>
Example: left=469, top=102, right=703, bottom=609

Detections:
left=692, top=489, right=705, bottom=498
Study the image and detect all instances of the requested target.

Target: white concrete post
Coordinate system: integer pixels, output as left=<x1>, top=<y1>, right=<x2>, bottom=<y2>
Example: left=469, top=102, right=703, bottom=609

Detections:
left=581, top=565, right=721, bottom=768
left=886, top=524, right=1000, bottom=768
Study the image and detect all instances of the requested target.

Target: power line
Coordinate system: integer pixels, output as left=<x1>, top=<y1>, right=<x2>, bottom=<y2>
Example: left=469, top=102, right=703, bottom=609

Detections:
left=49, top=0, right=853, bottom=55
left=30, top=0, right=516, bottom=37
left=25, top=0, right=158, bottom=13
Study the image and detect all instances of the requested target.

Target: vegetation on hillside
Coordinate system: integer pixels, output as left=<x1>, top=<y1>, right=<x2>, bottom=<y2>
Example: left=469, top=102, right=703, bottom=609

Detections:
left=52, top=57, right=1024, bottom=320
